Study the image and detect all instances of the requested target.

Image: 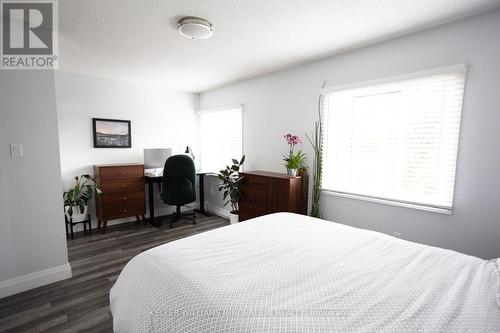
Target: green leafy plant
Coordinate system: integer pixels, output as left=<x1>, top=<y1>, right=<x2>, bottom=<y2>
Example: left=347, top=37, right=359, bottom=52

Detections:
left=218, top=155, right=245, bottom=214
left=306, top=82, right=326, bottom=218
left=283, top=150, right=306, bottom=170
left=63, top=175, right=101, bottom=216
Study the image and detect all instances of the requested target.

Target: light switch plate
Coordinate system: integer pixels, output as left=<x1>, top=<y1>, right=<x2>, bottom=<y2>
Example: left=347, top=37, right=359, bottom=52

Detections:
left=10, top=143, right=23, bottom=157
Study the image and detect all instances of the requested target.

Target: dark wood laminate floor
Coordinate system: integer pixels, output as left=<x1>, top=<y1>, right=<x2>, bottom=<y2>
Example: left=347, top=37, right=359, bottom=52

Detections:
left=0, top=214, right=229, bottom=333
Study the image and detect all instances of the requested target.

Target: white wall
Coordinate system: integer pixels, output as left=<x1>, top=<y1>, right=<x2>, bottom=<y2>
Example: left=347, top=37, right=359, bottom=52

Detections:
left=200, top=10, right=500, bottom=259
left=55, top=72, right=200, bottom=228
left=0, top=70, right=71, bottom=298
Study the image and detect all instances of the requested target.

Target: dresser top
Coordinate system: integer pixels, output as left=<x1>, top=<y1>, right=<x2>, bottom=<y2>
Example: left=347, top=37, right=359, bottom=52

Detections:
left=239, top=170, right=301, bottom=179
left=94, top=163, right=144, bottom=168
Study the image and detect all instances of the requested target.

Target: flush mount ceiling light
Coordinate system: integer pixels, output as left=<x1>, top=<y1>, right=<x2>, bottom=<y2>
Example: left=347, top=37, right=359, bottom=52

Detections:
left=178, top=16, right=213, bottom=40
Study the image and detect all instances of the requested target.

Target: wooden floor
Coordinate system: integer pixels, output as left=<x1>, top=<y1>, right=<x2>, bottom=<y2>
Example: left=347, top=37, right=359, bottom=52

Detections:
left=0, top=214, right=229, bottom=333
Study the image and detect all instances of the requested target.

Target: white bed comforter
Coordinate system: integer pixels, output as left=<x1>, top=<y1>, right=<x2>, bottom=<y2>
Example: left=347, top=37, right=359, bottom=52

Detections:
left=110, top=213, right=500, bottom=332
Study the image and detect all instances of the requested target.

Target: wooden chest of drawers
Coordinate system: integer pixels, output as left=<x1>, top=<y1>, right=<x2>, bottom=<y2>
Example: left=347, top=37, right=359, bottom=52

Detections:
left=94, top=164, right=146, bottom=231
left=239, top=171, right=306, bottom=221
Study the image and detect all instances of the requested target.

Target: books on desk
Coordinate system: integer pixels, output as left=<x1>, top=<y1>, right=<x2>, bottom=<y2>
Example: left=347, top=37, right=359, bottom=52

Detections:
left=145, top=168, right=163, bottom=177
left=145, top=169, right=216, bottom=178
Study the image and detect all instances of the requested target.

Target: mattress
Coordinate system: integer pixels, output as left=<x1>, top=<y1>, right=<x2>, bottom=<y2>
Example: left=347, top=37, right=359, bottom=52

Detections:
left=110, top=213, right=500, bottom=332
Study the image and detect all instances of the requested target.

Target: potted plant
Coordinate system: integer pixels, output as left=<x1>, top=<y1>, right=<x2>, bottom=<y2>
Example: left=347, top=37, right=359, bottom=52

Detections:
left=218, top=155, right=245, bottom=224
left=283, top=150, right=306, bottom=176
left=283, top=134, right=306, bottom=176
left=64, top=175, right=101, bottom=223
left=305, top=81, right=326, bottom=218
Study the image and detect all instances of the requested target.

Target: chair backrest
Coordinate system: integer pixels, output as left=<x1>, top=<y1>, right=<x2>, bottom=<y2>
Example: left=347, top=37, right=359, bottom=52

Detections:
left=161, top=154, right=196, bottom=205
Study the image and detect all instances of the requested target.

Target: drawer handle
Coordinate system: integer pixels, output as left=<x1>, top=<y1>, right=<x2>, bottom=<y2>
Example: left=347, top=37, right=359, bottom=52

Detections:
left=122, top=197, right=128, bottom=200
left=122, top=172, right=126, bottom=175
left=122, top=184, right=127, bottom=188
left=123, top=209, right=128, bottom=213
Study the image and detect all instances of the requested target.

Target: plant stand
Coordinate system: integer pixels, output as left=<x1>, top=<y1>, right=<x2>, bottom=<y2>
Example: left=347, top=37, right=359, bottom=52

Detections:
left=65, top=214, right=92, bottom=240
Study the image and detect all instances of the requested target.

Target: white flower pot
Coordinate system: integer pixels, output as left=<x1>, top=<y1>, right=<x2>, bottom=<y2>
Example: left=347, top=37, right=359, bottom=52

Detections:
left=229, top=212, right=239, bottom=224
left=65, top=205, right=88, bottom=223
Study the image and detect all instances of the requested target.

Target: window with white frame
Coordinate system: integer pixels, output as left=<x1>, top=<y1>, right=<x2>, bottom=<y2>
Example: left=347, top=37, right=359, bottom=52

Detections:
left=321, top=65, right=467, bottom=213
left=199, top=105, right=243, bottom=172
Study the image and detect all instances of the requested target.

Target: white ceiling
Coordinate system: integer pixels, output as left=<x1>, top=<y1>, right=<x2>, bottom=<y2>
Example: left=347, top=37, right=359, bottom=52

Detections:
left=58, top=0, right=500, bottom=93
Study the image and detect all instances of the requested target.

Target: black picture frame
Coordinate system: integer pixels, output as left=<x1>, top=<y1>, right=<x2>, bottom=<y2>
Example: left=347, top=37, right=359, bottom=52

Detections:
left=92, top=118, right=132, bottom=148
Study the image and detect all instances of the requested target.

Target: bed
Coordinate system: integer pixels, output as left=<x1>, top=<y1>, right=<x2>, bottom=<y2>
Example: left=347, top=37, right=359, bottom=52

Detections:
left=110, top=213, right=500, bottom=332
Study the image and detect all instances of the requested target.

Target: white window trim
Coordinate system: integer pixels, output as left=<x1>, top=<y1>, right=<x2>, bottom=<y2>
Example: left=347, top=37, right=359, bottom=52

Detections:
left=322, top=190, right=452, bottom=215
left=320, top=64, right=468, bottom=214
left=198, top=104, right=244, bottom=172
left=197, top=103, right=244, bottom=115
left=321, top=63, right=468, bottom=94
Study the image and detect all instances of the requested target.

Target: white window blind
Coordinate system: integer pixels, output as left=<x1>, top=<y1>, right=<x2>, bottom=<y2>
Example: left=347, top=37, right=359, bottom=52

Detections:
left=322, top=65, right=467, bottom=212
left=199, top=106, right=243, bottom=172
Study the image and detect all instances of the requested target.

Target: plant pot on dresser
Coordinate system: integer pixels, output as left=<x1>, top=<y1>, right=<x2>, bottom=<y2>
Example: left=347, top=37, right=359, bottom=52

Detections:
left=94, top=163, right=146, bottom=231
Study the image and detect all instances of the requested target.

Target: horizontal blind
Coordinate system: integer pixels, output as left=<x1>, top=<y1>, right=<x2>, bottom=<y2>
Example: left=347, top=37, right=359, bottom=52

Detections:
left=199, top=106, right=243, bottom=172
left=322, top=66, right=466, bottom=211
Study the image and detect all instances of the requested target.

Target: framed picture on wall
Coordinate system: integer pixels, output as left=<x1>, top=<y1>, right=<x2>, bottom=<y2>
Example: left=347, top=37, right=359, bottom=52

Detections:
left=92, top=118, right=132, bottom=148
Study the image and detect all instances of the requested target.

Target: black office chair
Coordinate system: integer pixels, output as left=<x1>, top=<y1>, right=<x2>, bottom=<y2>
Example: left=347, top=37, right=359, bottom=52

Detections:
left=160, top=154, right=197, bottom=228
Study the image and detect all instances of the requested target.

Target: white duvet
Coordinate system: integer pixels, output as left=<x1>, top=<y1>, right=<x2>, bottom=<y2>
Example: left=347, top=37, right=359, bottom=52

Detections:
left=110, top=213, right=500, bottom=332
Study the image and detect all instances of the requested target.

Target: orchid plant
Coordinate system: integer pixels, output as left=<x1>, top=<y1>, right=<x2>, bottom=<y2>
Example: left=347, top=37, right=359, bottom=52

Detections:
left=283, top=133, right=306, bottom=172
left=284, top=133, right=303, bottom=156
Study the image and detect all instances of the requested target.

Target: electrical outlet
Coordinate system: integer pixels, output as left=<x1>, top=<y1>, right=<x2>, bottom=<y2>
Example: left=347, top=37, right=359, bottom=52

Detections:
left=9, top=143, right=23, bottom=157
left=392, top=232, right=402, bottom=238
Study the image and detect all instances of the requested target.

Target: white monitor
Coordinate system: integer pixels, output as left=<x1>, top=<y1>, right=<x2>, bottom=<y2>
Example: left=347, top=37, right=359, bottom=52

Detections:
left=144, top=148, right=172, bottom=170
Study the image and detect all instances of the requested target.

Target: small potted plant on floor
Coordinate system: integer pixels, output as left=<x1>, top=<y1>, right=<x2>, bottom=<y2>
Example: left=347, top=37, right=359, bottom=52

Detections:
left=218, top=155, right=245, bottom=224
left=64, top=175, right=101, bottom=222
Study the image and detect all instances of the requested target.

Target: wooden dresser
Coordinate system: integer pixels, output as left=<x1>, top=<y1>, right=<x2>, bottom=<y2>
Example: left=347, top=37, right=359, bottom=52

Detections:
left=238, top=171, right=306, bottom=221
left=94, top=164, right=146, bottom=231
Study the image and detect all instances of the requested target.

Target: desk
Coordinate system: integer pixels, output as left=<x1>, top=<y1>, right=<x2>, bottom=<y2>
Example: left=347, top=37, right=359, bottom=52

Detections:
left=145, top=172, right=212, bottom=225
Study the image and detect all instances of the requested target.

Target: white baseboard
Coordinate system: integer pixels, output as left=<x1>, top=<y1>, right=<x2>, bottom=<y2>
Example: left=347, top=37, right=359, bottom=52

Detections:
left=209, top=205, right=231, bottom=219
left=0, top=263, right=72, bottom=299
left=69, top=201, right=202, bottom=233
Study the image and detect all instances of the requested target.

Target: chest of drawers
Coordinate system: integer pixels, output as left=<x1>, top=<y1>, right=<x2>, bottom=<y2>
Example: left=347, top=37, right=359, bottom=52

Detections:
left=94, top=164, right=146, bottom=231
left=238, top=171, right=306, bottom=221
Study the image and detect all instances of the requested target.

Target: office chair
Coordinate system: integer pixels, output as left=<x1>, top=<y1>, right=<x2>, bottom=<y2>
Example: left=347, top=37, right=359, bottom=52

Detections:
left=160, top=154, right=196, bottom=228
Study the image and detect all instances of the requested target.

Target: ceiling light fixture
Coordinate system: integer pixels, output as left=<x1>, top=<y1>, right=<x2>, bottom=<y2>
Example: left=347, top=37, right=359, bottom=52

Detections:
left=178, top=16, right=213, bottom=40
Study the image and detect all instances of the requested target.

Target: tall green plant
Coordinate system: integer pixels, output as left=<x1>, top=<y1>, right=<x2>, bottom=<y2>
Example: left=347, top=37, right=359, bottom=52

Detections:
left=218, top=155, right=245, bottom=213
left=306, top=82, right=325, bottom=218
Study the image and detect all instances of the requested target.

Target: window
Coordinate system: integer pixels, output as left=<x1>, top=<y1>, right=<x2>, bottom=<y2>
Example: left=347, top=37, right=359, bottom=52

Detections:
left=322, top=65, right=467, bottom=213
left=199, top=105, right=243, bottom=172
